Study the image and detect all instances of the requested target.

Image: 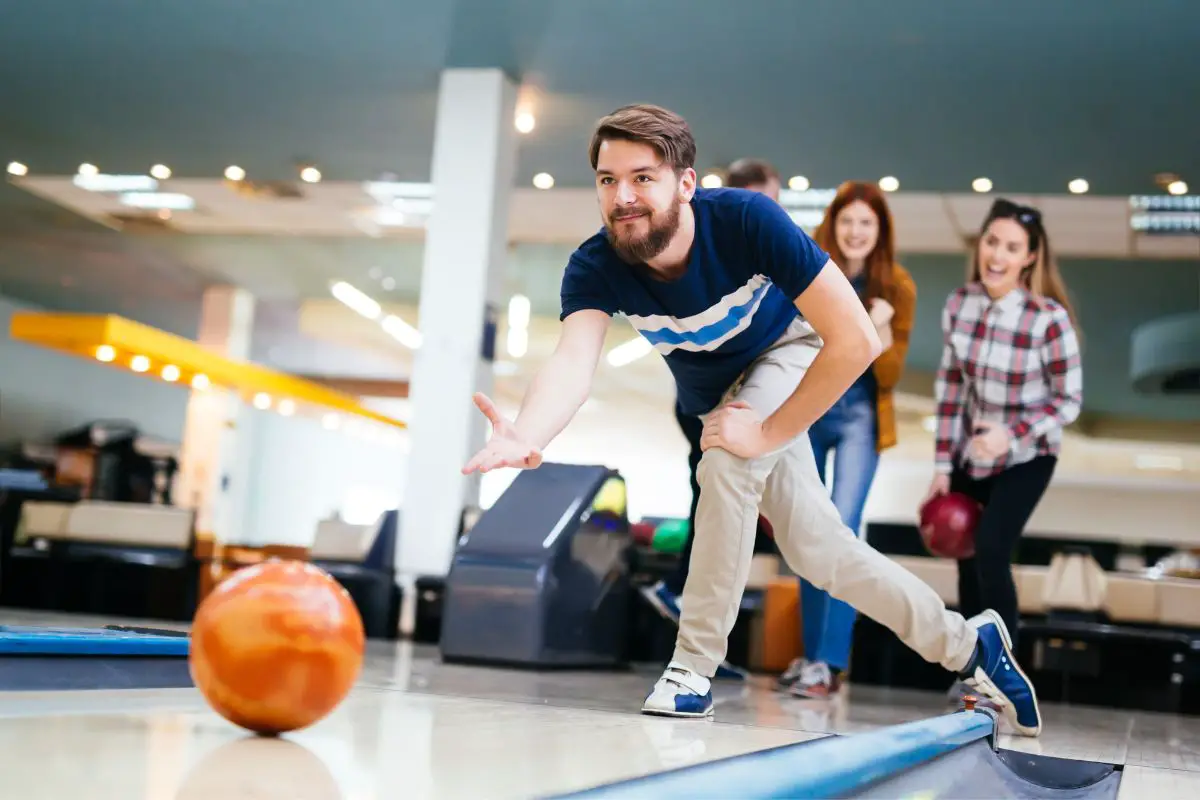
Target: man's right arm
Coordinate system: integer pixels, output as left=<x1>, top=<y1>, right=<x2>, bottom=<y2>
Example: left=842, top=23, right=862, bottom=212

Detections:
left=512, top=309, right=611, bottom=449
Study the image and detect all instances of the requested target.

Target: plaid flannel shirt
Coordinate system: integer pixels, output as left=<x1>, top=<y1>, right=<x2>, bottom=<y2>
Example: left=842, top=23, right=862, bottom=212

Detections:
left=934, top=283, right=1083, bottom=480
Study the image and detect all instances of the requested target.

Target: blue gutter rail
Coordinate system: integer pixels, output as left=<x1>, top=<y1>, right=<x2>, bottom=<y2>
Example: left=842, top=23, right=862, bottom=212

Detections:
left=552, top=710, right=995, bottom=799
left=0, top=626, right=191, bottom=656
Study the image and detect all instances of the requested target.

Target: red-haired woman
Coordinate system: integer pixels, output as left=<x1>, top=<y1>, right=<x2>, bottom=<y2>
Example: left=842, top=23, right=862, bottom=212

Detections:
left=776, top=181, right=917, bottom=699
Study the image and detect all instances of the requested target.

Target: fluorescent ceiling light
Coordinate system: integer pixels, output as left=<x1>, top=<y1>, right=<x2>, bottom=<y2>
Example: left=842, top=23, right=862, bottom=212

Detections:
left=120, top=192, right=195, bottom=210
left=606, top=336, right=654, bottom=367
left=331, top=281, right=382, bottom=319
left=381, top=314, right=422, bottom=349
left=507, top=294, right=531, bottom=329
left=1134, top=453, right=1184, bottom=471
left=73, top=174, right=158, bottom=193
left=362, top=181, right=435, bottom=205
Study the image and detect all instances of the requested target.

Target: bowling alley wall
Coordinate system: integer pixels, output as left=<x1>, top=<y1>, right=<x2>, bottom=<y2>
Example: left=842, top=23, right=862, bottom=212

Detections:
left=0, top=293, right=408, bottom=548
left=3, top=287, right=1197, bottom=562
left=477, top=397, right=1200, bottom=550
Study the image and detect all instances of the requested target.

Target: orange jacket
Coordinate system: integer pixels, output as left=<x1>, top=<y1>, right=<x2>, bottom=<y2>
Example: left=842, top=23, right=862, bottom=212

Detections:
left=871, top=263, right=917, bottom=451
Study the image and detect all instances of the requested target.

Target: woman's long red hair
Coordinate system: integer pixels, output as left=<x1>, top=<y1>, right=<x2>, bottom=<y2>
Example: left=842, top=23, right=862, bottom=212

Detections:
left=813, top=181, right=897, bottom=305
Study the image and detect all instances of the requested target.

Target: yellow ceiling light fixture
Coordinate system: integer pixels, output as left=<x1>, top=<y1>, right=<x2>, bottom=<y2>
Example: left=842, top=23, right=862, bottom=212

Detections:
left=9, top=312, right=405, bottom=430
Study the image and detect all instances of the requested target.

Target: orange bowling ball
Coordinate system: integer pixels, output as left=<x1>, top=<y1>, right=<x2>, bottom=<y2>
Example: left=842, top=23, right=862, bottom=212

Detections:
left=189, top=560, right=365, bottom=736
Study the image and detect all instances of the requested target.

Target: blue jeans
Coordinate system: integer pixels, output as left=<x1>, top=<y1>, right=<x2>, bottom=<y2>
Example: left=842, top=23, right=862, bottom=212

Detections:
left=800, top=391, right=881, bottom=672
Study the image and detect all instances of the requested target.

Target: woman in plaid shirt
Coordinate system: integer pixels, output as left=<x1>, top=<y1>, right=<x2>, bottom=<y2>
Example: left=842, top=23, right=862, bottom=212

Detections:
left=925, top=198, right=1084, bottom=700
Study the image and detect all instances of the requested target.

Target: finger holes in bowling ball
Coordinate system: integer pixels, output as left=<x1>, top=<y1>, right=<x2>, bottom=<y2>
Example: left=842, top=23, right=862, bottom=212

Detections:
left=188, top=560, right=366, bottom=737
left=918, top=492, right=982, bottom=560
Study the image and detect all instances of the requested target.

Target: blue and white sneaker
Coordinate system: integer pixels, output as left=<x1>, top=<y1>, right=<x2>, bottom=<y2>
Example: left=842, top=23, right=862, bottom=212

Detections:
left=639, top=581, right=681, bottom=623
left=961, top=610, right=1042, bottom=737
left=641, top=662, right=714, bottom=718
left=639, top=582, right=748, bottom=682
left=714, top=661, right=748, bottom=682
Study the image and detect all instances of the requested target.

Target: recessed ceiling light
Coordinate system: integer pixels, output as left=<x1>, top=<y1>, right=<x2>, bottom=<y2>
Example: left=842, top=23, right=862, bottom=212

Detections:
left=532, top=172, right=554, bottom=189
left=515, top=112, right=536, bottom=134
left=879, top=176, right=899, bottom=192
left=224, top=165, right=246, bottom=181
left=78, top=163, right=99, bottom=177
left=6, top=161, right=28, bottom=177
left=150, top=164, right=171, bottom=180
left=381, top=276, right=396, bottom=290
left=1167, top=180, right=1188, bottom=196
left=1068, top=178, right=1089, bottom=194
left=161, top=364, right=180, bottom=382
left=972, top=177, right=993, bottom=193
left=253, top=392, right=272, bottom=410
left=700, top=173, right=723, bottom=189
left=787, top=175, right=810, bottom=191
left=300, top=166, right=321, bottom=183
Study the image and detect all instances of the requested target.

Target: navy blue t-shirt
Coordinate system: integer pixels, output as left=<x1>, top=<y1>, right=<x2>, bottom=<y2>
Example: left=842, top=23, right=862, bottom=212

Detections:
left=559, top=187, right=831, bottom=416
left=843, top=272, right=878, bottom=404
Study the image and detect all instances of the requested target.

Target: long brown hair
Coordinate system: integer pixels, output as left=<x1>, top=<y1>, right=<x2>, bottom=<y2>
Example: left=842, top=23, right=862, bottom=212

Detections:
left=813, top=181, right=896, bottom=305
left=970, top=199, right=1079, bottom=329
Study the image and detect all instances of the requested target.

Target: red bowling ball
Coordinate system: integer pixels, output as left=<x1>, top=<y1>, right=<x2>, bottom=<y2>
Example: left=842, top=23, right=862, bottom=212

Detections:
left=918, top=492, right=982, bottom=560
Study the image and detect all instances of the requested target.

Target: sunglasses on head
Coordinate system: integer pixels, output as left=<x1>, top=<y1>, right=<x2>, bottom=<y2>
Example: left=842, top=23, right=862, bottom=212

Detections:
left=988, top=198, right=1042, bottom=227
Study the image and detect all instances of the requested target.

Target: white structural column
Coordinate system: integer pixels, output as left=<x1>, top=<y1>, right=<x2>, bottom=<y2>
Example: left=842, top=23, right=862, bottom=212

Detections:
left=399, top=68, right=519, bottom=581
left=174, top=285, right=256, bottom=544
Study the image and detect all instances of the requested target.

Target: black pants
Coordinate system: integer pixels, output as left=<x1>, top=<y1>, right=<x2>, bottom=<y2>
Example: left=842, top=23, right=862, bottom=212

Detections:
left=950, top=455, right=1057, bottom=646
left=664, top=405, right=772, bottom=595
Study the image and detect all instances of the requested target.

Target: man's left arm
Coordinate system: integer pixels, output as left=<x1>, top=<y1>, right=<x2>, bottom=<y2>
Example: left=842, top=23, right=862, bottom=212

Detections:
left=761, top=265, right=881, bottom=446
left=739, top=194, right=882, bottom=448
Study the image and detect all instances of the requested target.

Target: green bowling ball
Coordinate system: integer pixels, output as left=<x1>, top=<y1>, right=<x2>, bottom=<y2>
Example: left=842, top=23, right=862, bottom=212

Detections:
left=651, top=518, right=689, bottom=554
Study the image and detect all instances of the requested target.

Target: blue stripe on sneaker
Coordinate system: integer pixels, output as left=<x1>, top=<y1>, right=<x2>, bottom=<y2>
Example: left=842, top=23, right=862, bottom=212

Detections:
left=674, top=692, right=713, bottom=715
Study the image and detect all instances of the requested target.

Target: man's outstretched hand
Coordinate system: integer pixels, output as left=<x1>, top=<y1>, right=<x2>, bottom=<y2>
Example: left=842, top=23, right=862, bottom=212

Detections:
left=462, top=392, right=544, bottom=475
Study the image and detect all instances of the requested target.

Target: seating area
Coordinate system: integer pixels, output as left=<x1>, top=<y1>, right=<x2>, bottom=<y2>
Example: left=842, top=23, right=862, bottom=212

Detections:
left=0, top=477, right=403, bottom=638
left=842, top=523, right=1200, bottom=714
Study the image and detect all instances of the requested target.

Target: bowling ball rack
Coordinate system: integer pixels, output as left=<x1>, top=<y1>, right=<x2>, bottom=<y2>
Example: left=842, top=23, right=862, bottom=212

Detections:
left=0, top=624, right=192, bottom=691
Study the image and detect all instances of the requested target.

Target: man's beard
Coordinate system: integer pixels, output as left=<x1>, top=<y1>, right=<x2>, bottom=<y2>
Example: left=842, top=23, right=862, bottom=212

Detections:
left=605, top=202, right=681, bottom=264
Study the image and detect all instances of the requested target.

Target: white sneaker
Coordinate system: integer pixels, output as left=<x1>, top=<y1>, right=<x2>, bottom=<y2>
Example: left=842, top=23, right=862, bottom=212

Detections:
left=790, top=661, right=842, bottom=699
left=641, top=662, right=714, bottom=718
left=775, top=657, right=809, bottom=692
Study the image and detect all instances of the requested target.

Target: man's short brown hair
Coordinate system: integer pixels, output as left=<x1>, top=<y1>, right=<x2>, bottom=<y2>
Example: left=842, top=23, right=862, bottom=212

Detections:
left=588, top=104, right=697, bottom=174
left=726, top=158, right=779, bottom=189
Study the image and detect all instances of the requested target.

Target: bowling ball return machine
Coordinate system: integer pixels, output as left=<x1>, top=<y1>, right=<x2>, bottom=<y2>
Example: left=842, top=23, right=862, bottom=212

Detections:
left=0, top=624, right=191, bottom=691
left=440, top=463, right=632, bottom=669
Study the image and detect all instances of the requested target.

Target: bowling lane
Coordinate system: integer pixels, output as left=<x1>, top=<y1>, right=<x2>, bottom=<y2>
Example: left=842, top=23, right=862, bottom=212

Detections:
left=365, top=642, right=1139, bottom=764
left=3, top=611, right=1199, bottom=798
left=0, top=684, right=822, bottom=799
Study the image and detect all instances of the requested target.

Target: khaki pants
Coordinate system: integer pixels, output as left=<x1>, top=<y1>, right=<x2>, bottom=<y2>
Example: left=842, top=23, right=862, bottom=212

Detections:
left=673, top=319, right=978, bottom=677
